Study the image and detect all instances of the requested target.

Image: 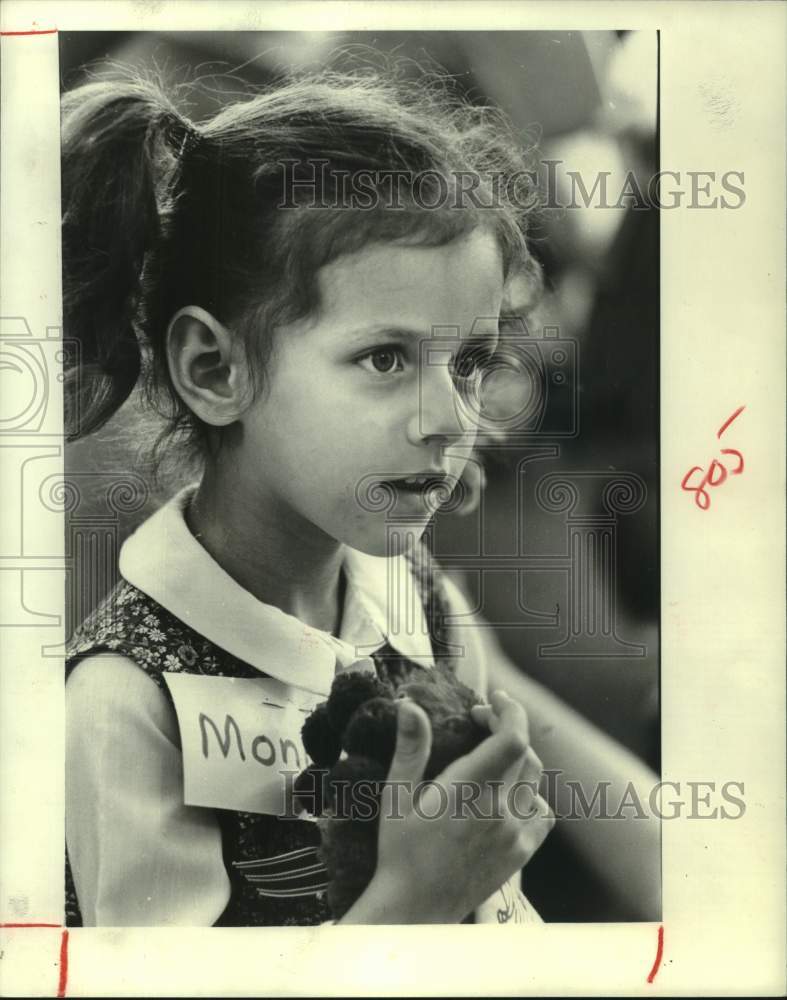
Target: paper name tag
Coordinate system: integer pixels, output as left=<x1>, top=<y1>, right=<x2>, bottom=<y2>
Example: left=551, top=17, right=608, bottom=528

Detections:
left=164, top=673, right=323, bottom=816
left=475, top=879, right=542, bottom=924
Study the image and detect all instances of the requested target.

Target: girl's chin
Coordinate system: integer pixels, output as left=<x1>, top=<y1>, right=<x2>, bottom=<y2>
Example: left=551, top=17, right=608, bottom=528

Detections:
left=339, top=520, right=430, bottom=559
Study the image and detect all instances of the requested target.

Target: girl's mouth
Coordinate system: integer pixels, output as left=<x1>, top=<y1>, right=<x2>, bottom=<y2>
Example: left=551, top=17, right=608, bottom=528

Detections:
left=388, top=474, right=447, bottom=494
left=377, top=473, right=455, bottom=508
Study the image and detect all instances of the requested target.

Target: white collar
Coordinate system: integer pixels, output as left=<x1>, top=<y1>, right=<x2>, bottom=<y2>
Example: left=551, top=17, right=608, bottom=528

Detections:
left=118, top=485, right=435, bottom=695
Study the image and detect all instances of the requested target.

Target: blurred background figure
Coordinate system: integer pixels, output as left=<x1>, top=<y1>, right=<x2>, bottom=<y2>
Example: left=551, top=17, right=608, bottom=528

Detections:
left=60, top=30, right=659, bottom=920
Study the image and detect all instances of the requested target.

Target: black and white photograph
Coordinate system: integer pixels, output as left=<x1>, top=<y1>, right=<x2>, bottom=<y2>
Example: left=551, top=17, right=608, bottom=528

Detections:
left=0, top=2, right=784, bottom=997
left=59, top=27, right=661, bottom=929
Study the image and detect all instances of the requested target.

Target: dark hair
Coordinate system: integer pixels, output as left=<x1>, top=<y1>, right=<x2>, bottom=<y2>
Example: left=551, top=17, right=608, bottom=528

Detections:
left=61, top=65, right=541, bottom=457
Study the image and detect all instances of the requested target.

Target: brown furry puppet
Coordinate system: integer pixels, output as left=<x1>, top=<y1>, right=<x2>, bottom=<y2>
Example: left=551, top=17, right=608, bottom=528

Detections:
left=293, top=660, right=488, bottom=920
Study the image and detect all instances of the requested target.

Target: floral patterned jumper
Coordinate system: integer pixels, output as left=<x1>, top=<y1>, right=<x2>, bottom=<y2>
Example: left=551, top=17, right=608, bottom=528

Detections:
left=64, top=546, right=457, bottom=927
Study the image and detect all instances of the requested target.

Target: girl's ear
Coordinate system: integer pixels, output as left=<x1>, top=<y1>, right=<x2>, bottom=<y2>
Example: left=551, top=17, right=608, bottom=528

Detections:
left=166, top=306, right=251, bottom=426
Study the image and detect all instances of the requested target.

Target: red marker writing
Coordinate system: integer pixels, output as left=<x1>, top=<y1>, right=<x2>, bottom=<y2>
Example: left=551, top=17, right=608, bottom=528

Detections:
left=681, top=406, right=745, bottom=510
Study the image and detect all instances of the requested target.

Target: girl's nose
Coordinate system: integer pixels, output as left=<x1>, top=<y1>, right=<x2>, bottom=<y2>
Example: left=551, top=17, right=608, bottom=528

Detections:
left=406, top=356, right=470, bottom=447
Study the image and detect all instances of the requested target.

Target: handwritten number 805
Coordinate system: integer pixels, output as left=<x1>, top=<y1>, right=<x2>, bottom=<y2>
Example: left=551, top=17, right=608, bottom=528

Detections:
left=681, top=405, right=745, bottom=511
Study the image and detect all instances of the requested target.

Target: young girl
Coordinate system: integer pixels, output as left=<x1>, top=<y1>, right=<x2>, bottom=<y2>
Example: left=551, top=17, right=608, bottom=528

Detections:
left=62, top=66, right=656, bottom=928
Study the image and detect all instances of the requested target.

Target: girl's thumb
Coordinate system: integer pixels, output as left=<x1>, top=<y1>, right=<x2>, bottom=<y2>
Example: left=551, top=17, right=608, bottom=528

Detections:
left=385, top=699, right=432, bottom=786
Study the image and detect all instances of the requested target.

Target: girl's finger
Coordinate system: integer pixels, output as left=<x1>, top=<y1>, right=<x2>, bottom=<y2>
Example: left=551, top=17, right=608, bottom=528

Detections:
left=468, top=692, right=531, bottom=785
left=518, top=746, right=544, bottom=788
left=489, top=689, right=531, bottom=748
left=507, top=787, right=555, bottom=836
left=531, top=793, right=557, bottom=843
left=488, top=689, right=511, bottom=716
left=383, top=700, right=432, bottom=817
left=440, top=720, right=528, bottom=787
left=469, top=704, right=496, bottom=732
left=471, top=690, right=529, bottom=735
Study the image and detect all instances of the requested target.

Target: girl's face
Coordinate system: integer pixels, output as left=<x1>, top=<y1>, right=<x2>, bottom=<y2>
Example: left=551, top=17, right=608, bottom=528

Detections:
left=240, top=228, right=505, bottom=556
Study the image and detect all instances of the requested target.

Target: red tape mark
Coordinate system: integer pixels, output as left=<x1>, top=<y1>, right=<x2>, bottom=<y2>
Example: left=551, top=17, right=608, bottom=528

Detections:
left=0, top=922, right=62, bottom=928
left=647, top=924, right=664, bottom=984
left=0, top=29, right=58, bottom=35
left=57, top=929, right=70, bottom=998
left=0, top=924, right=68, bottom=995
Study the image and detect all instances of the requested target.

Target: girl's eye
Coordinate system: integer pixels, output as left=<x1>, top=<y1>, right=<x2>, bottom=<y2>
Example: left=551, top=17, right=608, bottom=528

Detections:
left=357, top=347, right=406, bottom=375
left=451, top=341, right=495, bottom=382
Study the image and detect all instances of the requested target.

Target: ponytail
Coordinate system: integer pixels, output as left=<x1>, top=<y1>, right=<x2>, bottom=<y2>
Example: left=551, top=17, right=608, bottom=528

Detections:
left=61, top=78, right=196, bottom=439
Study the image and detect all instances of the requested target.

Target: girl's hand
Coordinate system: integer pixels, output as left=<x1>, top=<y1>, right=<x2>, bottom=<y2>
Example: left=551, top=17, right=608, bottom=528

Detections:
left=339, top=690, right=554, bottom=924
left=470, top=692, right=547, bottom=794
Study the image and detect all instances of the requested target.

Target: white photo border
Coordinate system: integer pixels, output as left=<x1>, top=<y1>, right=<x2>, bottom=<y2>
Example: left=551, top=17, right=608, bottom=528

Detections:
left=0, top=1, right=784, bottom=996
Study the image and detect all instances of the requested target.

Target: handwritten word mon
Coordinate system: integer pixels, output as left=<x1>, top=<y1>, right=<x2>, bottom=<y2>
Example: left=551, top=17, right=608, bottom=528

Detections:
left=681, top=405, right=745, bottom=510
left=199, top=712, right=303, bottom=770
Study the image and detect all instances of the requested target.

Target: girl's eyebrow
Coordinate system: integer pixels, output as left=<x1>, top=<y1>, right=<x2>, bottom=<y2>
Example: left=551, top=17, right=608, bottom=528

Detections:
left=342, top=324, right=499, bottom=344
left=342, top=325, right=431, bottom=344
